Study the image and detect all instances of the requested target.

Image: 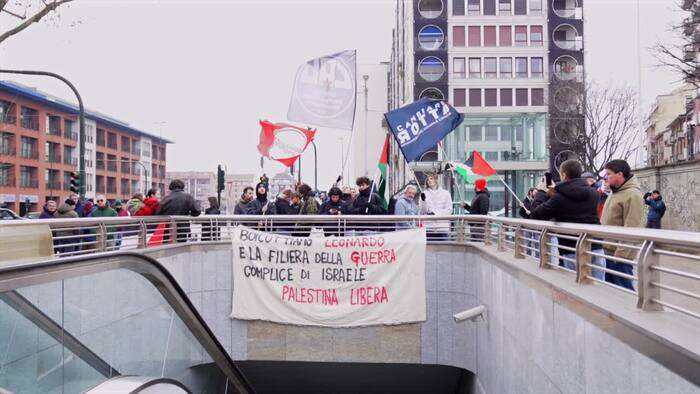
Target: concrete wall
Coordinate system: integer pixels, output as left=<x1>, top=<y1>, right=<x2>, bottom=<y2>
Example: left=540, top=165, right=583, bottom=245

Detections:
left=147, top=243, right=698, bottom=393
left=635, top=161, right=700, bottom=231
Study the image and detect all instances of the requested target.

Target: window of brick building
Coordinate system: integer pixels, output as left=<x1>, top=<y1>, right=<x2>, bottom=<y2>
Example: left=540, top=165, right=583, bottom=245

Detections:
left=96, top=129, right=105, bottom=146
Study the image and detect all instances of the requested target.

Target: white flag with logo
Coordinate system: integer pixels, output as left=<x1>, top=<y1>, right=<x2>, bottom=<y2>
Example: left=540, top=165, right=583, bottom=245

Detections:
left=287, top=50, right=357, bottom=130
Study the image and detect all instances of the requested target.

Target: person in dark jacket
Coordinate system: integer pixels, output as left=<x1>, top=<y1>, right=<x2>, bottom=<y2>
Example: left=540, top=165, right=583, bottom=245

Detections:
left=644, top=190, right=666, bottom=229
left=320, top=187, right=345, bottom=215
left=320, top=187, right=345, bottom=237
left=234, top=187, right=257, bottom=215
left=289, top=192, right=302, bottom=214
left=156, top=179, right=201, bottom=242
left=519, top=188, right=537, bottom=219
left=251, top=182, right=276, bottom=215
left=203, top=196, right=221, bottom=241
left=461, top=179, right=490, bottom=240
left=274, top=190, right=293, bottom=215
left=530, top=160, right=606, bottom=279
left=348, top=177, right=386, bottom=215
left=39, top=200, right=57, bottom=219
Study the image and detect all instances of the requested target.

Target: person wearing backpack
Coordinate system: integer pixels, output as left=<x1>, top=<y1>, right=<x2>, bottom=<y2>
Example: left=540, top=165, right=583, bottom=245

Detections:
left=644, top=190, right=666, bottom=229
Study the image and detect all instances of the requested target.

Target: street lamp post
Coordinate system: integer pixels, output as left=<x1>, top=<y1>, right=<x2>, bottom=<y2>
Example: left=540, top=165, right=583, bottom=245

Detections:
left=0, top=69, right=86, bottom=198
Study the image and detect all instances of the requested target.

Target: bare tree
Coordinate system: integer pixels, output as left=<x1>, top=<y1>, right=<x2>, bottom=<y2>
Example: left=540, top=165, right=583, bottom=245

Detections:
left=577, top=83, right=642, bottom=176
left=653, top=2, right=699, bottom=87
left=0, top=0, right=74, bottom=45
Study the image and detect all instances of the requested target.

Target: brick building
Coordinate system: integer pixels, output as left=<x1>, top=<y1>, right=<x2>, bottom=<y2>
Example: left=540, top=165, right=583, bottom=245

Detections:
left=0, top=81, right=170, bottom=215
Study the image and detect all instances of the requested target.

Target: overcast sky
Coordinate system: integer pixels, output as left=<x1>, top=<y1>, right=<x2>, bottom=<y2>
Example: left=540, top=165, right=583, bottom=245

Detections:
left=0, top=0, right=682, bottom=186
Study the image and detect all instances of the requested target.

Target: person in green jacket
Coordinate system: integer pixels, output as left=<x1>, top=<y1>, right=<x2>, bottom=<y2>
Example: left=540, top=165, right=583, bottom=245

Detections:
left=89, top=195, right=118, bottom=249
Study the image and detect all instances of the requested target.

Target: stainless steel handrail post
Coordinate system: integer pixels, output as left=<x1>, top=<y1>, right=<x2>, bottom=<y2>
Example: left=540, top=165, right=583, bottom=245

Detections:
left=539, top=228, right=550, bottom=269
left=637, top=241, right=663, bottom=311
left=483, top=219, right=492, bottom=246
left=138, top=221, right=147, bottom=249
left=575, top=233, right=592, bottom=284
left=97, top=223, right=107, bottom=252
left=514, top=225, right=525, bottom=259
left=497, top=222, right=505, bottom=252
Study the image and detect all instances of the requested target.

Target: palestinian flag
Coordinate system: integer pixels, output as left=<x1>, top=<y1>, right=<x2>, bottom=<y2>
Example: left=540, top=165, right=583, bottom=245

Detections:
left=451, top=151, right=498, bottom=183
left=376, top=135, right=389, bottom=208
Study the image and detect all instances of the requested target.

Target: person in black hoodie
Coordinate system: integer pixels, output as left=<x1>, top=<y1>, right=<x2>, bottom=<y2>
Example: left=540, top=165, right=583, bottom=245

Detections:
left=461, top=178, right=490, bottom=240
left=321, top=187, right=345, bottom=237
left=348, top=177, right=386, bottom=215
left=530, top=160, right=605, bottom=279
left=251, top=182, right=276, bottom=215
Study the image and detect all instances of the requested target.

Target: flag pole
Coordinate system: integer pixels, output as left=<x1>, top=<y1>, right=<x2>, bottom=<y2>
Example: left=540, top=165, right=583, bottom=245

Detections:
left=497, top=175, right=529, bottom=215
left=437, top=143, right=465, bottom=205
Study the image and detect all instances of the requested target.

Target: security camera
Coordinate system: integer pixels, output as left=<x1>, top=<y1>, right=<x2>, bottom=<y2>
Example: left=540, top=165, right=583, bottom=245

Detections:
left=453, top=305, right=487, bottom=323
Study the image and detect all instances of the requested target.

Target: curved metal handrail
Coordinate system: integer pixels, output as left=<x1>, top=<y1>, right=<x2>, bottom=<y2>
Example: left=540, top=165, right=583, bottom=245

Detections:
left=0, top=251, right=255, bottom=394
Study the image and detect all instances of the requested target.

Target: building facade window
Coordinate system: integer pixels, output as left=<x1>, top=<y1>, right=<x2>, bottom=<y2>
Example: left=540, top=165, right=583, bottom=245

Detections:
left=418, top=0, right=444, bottom=18
left=20, top=166, right=37, bottom=188
left=454, top=88, right=467, bottom=107
left=515, top=57, right=528, bottom=78
left=514, top=0, right=527, bottom=14
left=468, top=26, right=481, bottom=46
left=529, top=0, right=543, bottom=14
left=121, top=136, right=130, bottom=153
left=20, top=106, right=39, bottom=131
left=0, top=132, right=14, bottom=156
left=484, top=26, right=497, bottom=46
left=499, top=26, right=512, bottom=46
left=498, top=0, right=511, bottom=15
left=484, top=57, right=497, bottom=78
left=467, top=0, right=480, bottom=15
left=419, top=25, right=445, bottom=50
left=469, top=89, right=482, bottom=107
left=530, top=26, right=543, bottom=46
left=0, top=100, right=16, bottom=124
left=453, top=0, right=465, bottom=15
left=46, top=115, right=62, bottom=136
left=485, top=89, right=498, bottom=107
left=20, top=136, right=37, bottom=159
left=501, top=88, right=513, bottom=106
left=516, top=88, right=529, bottom=106
left=484, top=0, right=496, bottom=15
left=531, top=57, right=544, bottom=78
left=453, top=26, right=465, bottom=46
left=418, top=56, right=446, bottom=81
left=484, top=151, right=499, bottom=161
left=453, top=57, right=466, bottom=78
left=96, top=152, right=105, bottom=170
left=469, top=58, right=481, bottom=78
left=514, top=26, right=528, bottom=46
left=96, top=128, right=105, bottom=147
left=531, top=88, right=545, bottom=106
left=501, top=126, right=513, bottom=141
left=500, top=57, right=513, bottom=78
left=469, top=126, right=482, bottom=141
left=0, top=164, right=13, bottom=186
left=420, top=87, right=445, bottom=100
left=107, top=132, right=117, bottom=149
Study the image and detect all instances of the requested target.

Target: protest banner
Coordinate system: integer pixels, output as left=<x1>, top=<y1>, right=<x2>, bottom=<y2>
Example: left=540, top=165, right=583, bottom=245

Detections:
left=231, top=226, right=426, bottom=327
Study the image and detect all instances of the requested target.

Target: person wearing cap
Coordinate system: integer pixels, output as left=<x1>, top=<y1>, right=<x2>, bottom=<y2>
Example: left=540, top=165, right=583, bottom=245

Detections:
left=461, top=179, right=490, bottom=240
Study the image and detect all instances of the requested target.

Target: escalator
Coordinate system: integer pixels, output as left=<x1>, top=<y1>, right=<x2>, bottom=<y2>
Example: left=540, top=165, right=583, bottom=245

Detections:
left=0, top=253, right=254, bottom=393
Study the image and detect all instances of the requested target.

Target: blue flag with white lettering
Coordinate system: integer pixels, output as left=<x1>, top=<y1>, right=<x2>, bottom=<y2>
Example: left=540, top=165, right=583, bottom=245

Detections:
left=384, top=98, right=464, bottom=163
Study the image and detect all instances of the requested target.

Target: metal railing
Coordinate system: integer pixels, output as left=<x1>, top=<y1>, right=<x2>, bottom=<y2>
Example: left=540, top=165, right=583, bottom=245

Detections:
left=2, top=215, right=700, bottom=321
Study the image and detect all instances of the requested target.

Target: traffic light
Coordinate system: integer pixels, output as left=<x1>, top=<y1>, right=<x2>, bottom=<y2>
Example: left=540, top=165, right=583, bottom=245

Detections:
left=217, top=165, right=225, bottom=193
left=69, top=171, right=80, bottom=193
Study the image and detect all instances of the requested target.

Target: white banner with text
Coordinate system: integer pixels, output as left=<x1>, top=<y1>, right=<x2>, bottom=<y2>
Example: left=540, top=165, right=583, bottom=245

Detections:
left=230, top=226, right=426, bottom=327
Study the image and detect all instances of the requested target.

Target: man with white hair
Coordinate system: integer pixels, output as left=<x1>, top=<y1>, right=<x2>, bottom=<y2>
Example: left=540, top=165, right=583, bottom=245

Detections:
left=395, top=184, right=419, bottom=229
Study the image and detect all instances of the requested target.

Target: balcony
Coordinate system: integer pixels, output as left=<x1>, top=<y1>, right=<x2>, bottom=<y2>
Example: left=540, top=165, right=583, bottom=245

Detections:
left=553, top=56, right=583, bottom=82
left=0, top=175, right=15, bottom=187
left=47, top=153, right=62, bottom=164
left=20, top=149, right=39, bottom=160
left=20, top=116, right=39, bottom=131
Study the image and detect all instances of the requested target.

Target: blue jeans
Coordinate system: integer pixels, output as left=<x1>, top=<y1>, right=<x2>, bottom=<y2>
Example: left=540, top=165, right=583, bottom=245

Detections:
left=646, top=219, right=661, bottom=229
left=605, top=258, right=635, bottom=291
left=561, top=249, right=606, bottom=280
